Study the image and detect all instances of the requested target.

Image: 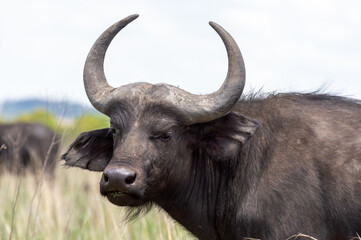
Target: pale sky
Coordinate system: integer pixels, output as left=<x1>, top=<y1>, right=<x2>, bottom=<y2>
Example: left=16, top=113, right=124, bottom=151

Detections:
left=1, top=0, right=361, bottom=106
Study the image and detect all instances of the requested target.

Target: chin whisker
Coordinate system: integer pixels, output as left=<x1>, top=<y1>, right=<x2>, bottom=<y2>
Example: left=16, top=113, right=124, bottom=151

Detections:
left=124, top=202, right=153, bottom=222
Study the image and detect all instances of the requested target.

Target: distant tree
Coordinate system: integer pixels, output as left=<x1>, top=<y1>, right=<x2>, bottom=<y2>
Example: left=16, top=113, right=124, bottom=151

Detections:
left=16, top=108, right=57, bottom=130
left=73, top=113, right=109, bottom=134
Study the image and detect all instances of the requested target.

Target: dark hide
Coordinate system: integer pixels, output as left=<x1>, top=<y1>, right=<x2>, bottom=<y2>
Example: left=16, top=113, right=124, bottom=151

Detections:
left=0, top=123, right=59, bottom=177
left=62, top=128, right=113, bottom=171
left=63, top=93, right=361, bottom=240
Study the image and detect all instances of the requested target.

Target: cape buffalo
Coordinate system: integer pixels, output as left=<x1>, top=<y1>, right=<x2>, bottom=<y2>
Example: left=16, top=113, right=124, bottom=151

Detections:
left=0, top=123, right=59, bottom=176
left=62, top=14, right=361, bottom=239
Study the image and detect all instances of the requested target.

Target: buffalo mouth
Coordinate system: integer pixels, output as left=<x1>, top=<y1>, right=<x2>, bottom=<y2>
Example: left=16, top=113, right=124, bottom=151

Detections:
left=101, top=190, right=145, bottom=207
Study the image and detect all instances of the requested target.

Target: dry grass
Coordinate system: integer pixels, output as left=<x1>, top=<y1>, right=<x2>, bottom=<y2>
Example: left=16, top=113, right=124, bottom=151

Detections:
left=350, top=233, right=361, bottom=240
left=286, top=233, right=318, bottom=240
left=0, top=109, right=194, bottom=240
left=0, top=166, right=194, bottom=240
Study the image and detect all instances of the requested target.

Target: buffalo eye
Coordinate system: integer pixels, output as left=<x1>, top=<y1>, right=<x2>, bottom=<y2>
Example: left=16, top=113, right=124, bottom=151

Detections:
left=153, top=133, right=172, bottom=141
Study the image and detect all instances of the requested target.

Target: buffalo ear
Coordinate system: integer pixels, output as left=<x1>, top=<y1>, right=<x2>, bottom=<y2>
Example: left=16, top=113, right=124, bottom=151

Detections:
left=62, top=128, right=113, bottom=171
left=198, top=112, right=259, bottom=159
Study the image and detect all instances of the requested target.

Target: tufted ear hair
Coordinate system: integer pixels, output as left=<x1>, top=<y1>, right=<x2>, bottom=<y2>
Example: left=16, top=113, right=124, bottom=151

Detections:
left=62, top=128, right=113, bottom=171
left=194, top=112, right=259, bottom=160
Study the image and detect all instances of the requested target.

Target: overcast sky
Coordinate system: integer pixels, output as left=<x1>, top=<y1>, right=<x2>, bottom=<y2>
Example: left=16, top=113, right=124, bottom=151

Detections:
left=1, top=0, right=361, bottom=106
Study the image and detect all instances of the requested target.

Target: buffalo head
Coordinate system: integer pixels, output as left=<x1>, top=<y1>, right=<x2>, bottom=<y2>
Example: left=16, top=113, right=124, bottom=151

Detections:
left=63, top=14, right=258, bottom=209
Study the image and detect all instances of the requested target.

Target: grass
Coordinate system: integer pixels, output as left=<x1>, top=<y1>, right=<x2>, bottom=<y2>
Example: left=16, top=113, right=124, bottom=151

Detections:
left=2, top=166, right=361, bottom=240
left=0, top=110, right=194, bottom=239
left=0, top=166, right=194, bottom=240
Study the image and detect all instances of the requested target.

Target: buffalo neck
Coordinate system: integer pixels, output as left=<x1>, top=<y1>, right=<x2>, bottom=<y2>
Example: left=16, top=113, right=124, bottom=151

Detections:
left=153, top=117, right=271, bottom=239
left=154, top=149, right=235, bottom=240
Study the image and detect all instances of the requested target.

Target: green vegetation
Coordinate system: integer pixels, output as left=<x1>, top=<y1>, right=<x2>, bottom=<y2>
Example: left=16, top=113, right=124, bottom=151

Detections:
left=0, top=109, right=194, bottom=240
left=72, top=113, right=109, bottom=135
left=7, top=108, right=110, bottom=144
left=9, top=108, right=109, bottom=133
left=17, top=108, right=58, bottom=130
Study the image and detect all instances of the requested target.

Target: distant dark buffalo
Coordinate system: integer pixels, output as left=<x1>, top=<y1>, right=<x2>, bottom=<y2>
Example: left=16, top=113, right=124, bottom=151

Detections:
left=62, top=14, right=361, bottom=239
left=0, top=123, right=59, bottom=176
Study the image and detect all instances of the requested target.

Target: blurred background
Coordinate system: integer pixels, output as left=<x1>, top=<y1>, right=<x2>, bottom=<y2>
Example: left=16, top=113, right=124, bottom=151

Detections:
left=0, top=0, right=360, bottom=239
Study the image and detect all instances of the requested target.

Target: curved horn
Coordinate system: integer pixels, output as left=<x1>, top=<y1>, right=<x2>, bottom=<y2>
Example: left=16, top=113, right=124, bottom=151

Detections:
left=164, top=21, right=246, bottom=124
left=83, top=15, right=245, bottom=124
left=83, top=14, right=139, bottom=114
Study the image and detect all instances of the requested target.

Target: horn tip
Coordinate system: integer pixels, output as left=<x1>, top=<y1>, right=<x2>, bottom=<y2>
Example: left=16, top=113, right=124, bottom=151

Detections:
left=209, top=21, right=224, bottom=33
left=208, top=21, right=218, bottom=28
left=119, top=14, right=139, bottom=23
left=130, top=14, right=139, bottom=19
left=125, top=14, right=139, bottom=22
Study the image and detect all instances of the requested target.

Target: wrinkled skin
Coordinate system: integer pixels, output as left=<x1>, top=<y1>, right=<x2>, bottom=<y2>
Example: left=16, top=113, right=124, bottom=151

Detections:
left=0, top=123, right=59, bottom=177
left=63, top=93, right=361, bottom=239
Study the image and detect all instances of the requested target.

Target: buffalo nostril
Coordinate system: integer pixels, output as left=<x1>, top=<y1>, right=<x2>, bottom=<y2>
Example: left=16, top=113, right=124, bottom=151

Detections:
left=103, top=173, right=109, bottom=183
left=102, top=168, right=137, bottom=192
left=125, top=172, right=136, bottom=185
